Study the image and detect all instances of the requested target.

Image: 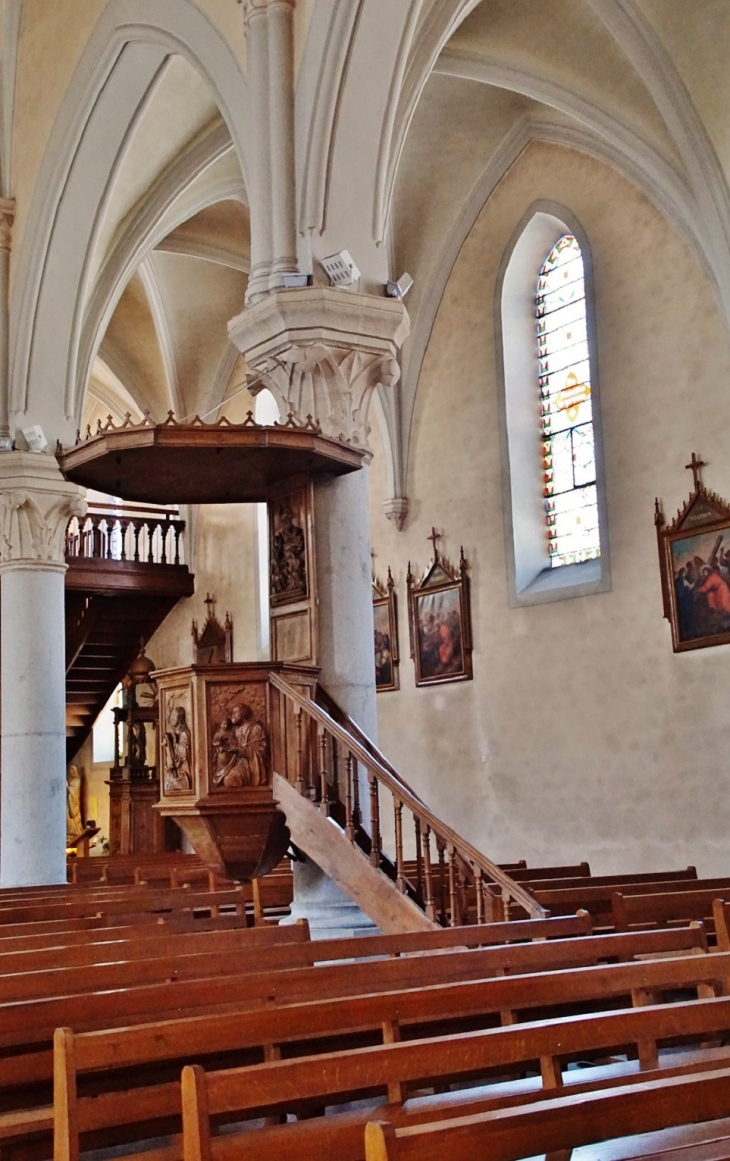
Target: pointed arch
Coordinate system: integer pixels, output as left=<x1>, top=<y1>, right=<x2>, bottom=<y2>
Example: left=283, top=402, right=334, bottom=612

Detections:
left=10, top=0, right=249, bottom=442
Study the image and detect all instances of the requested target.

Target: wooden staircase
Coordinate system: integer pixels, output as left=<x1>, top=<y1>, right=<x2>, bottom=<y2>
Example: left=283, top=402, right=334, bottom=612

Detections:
left=270, top=672, right=546, bottom=930
left=65, top=505, right=194, bottom=762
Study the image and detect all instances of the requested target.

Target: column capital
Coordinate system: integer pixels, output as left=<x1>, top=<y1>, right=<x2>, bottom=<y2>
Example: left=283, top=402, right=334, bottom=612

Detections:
left=228, top=289, right=410, bottom=449
left=0, top=452, right=86, bottom=573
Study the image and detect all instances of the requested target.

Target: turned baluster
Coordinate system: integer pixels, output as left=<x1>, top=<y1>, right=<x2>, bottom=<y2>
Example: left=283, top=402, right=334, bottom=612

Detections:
left=92, top=515, right=103, bottom=558
left=394, top=800, right=405, bottom=892
left=294, top=706, right=305, bottom=796
left=119, top=518, right=129, bottom=561
left=148, top=521, right=160, bottom=564
left=318, top=727, right=330, bottom=814
left=421, top=826, right=436, bottom=922
left=414, top=817, right=423, bottom=895
left=475, top=870, right=485, bottom=925
left=344, top=753, right=355, bottom=842
left=173, top=523, right=181, bottom=565
left=436, top=839, right=447, bottom=924
left=131, top=519, right=141, bottom=562
left=352, top=758, right=361, bottom=828
left=331, top=736, right=339, bottom=803
left=160, top=519, right=168, bottom=565
left=448, top=848, right=459, bottom=927
left=369, top=776, right=381, bottom=867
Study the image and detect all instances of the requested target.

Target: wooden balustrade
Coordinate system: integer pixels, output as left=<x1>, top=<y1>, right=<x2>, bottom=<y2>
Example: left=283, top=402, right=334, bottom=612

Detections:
left=65, top=503, right=185, bottom=567
left=269, top=672, right=546, bottom=924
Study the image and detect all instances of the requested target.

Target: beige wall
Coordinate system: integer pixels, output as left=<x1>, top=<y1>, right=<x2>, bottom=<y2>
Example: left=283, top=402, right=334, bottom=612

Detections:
left=147, top=501, right=262, bottom=672
left=369, top=140, right=730, bottom=877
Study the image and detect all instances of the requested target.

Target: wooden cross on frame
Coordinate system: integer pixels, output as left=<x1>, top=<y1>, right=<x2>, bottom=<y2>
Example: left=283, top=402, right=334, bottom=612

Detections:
left=428, top=526, right=442, bottom=562
left=685, top=452, right=706, bottom=493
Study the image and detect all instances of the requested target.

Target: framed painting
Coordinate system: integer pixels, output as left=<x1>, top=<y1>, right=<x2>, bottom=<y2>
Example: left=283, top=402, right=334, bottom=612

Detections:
left=373, top=567, right=399, bottom=692
left=655, top=454, right=730, bottom=652
left=407, top=529, right=473, bottom=686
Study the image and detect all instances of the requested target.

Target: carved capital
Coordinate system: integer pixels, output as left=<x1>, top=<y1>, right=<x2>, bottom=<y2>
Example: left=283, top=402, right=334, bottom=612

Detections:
left=228, top=289, right=409, bottom=450
left=0, top=453, right=86, bottom=572
left=383, top=497, right=409, bottom=532
left=0, top=199, right=15, bottom=254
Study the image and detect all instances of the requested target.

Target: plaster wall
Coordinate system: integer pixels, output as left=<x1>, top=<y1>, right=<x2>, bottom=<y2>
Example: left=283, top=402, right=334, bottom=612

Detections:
left=147, top=501, right=261, bottom=671
left=369, top=140, right=730, bottom=877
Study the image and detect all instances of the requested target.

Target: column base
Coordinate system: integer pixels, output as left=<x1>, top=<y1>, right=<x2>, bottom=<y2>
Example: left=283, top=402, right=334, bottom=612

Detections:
left=281, top=855, right=378, bottom=940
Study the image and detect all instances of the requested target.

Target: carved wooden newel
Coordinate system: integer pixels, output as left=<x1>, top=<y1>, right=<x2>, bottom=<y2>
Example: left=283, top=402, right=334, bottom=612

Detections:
left=154, top=662, right=318, bottom=880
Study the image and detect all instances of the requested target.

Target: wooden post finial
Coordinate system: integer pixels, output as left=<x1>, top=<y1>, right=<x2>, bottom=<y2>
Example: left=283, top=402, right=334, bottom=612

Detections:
left=685, top=452, right=706, bottom=493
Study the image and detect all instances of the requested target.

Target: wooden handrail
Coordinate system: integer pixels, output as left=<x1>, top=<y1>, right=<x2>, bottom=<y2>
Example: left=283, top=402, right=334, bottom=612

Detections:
left=269, top=672, right=546, bottom=920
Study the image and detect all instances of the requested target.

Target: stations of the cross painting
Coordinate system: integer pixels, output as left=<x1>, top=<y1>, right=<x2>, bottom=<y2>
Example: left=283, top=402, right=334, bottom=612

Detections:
left=685, top=452, right=706, bottom=493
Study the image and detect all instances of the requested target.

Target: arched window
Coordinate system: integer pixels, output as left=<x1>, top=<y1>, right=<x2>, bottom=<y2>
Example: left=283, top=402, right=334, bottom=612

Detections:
left=536, top=235, right=600, bottom=568
left=497, top=205, right=609, bottom=606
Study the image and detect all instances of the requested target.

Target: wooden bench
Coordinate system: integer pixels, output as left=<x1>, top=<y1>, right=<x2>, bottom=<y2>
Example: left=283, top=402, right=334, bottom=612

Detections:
left=613, top=888, right=730, bottom=932
left=518, top=867, right=698, bottom=891
left=46, top=942, right=730, bottom=1161
left=177, top=995, right=730, bottom=1161
left=532, top=877, right=730, bottom=925
left=0, top=885, right=252, bottom=927
left=363, top=1066, right=730, bottom=1161
left=0, top=924, right=706, bottom=1059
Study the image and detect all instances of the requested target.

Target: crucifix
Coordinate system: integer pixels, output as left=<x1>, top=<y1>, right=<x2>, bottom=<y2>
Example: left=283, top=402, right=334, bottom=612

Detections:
left=204, top=593, right=216, bottom=621
left=428, top=526, right=442, bottom=561
left=685, top=452, right=706, bottom=493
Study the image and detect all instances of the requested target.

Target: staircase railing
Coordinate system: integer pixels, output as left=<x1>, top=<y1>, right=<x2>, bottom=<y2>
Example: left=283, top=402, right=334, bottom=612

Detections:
left=66, top=503, right=185, bottom=566
left=270, top=672, right=546, bottom=923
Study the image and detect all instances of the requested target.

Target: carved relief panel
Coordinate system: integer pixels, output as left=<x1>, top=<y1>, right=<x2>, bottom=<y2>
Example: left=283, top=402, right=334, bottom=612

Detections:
left=268, top=480, right=318, bottom=664
left=206, top=681, right=269, bottom=794
left=160, top=684, right=194, bottom=797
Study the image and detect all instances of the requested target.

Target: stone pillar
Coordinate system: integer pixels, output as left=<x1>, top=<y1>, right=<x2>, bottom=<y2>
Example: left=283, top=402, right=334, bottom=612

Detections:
left=229, top=290, right=409, bottom=934
left=243, top=0, right=297, bottom=301
left=243, top=0, right=273, bottom=302
left=0, top=454, right=86, bottom=885
left=0, top=201, right=15, bottom=452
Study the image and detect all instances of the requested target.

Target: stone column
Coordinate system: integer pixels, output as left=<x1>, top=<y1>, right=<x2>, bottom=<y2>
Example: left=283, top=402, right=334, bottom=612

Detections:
left=267, top=0, right=297, bottom=287
left=0, top=454, right=86, bottom=885
left=243, top=0, right=273, bottom=302
left=243, top=0, right=297, bottom=301
left=229, top=289, right=409, bottom=934
left=0, top=201, right=15, bottom=452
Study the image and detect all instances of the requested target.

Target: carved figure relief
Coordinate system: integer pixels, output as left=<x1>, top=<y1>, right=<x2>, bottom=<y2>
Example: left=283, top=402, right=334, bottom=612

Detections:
left=212, top=704, right=268, bottom=788
left=208, top=682, right=269, bottom=791
left=162, top=696, right=193, bottom=794
left=270, top=491, right=307, bottom=604
left=66, top=765, right=84, bottom=842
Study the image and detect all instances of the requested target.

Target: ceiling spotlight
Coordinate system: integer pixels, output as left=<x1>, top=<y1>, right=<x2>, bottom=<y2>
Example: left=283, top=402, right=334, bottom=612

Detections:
left=321, top=250, right=360, bottom=287
left=385, top=273, right=413, bottom=301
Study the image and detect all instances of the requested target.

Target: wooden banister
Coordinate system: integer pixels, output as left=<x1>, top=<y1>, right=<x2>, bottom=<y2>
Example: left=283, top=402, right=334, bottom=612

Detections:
left=65, top=508, right=186, bottom=568
left=269, top=672, right=546, bottom=921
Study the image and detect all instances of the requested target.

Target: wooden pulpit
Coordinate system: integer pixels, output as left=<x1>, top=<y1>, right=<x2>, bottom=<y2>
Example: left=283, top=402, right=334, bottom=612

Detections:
left=153, top=661, right=318, bottom=880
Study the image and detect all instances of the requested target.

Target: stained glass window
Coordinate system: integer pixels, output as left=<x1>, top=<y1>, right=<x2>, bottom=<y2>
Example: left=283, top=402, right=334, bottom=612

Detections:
left=536, top=234, right=601, bottom=568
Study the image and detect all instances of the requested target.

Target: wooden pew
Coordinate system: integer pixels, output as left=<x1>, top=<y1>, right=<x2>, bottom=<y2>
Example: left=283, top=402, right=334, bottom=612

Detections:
left=0, top=885, right=251, bottom=927
left=177, top=996, right=730, bottom=1161
left=613, top=888, right=729, bottom=932
left=47, top=942, right=730, bottom=1161
left=714, top=899, right=730, bottom=951
left=0, top=924, right=707, bottom=1057
left=363, top=1067, right=730, bottom=1161
left=0, top=915, right=592, bottom=1007
left=518, top=867, right=698, bottom=891
left=532, top=877, right=730, bottom=925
